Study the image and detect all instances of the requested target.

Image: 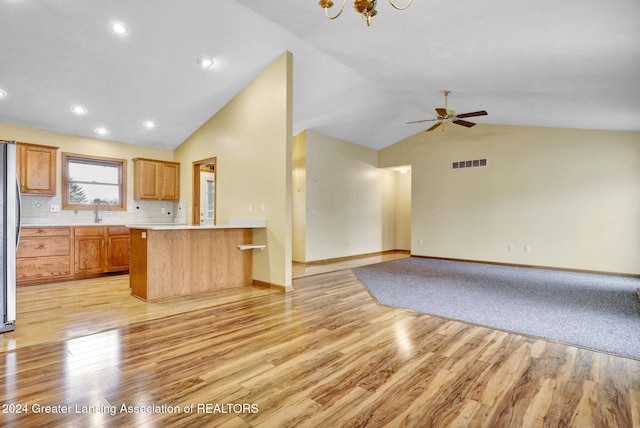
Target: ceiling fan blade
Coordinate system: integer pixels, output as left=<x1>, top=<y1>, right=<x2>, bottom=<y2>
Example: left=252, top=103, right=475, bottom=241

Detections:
left=435, top=108, right=448, bottom=117
left=426, top=122, right=442, bottom=132
left=406, top=118, right=438, bottom=124
left=456, top=110, right=488, bottom=119
left=453, top=119, right=476, bottom=128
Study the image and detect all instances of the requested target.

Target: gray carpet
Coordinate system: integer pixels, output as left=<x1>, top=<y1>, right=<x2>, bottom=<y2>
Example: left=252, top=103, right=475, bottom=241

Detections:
left=354, top=257, right=640, bottom=360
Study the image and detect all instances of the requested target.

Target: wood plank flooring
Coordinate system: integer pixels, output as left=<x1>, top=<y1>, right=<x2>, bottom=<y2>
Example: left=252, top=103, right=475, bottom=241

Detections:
left=1, top=257, right=639, bottom=427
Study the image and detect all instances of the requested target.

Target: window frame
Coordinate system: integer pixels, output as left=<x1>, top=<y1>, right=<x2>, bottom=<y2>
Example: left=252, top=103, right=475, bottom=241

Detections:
left=61, top=152, right=127, bottom=211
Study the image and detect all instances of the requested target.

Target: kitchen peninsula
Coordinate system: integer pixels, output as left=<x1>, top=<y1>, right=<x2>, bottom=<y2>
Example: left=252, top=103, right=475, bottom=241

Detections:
left=129, top=224, right=265, bottom=301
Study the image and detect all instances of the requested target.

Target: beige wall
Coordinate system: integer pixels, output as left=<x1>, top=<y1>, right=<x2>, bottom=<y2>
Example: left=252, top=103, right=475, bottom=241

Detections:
left=380, top=123, right=640, bottom=275
left=300, top=130, right=397, bottom=262
left=394, top=169, right=411, bottom=251
left=173, top=52, right=293, bottom=289
left=292, top=131, right=307, bottom=262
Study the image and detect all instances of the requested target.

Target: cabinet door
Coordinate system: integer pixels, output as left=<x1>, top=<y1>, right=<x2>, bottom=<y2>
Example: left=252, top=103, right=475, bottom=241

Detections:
left=75, top=236, right=105, bottom=274
left=160, top=163, right=180, bottom=200
left=107, top=234, right=130, bottom=272
left=17, top=143, right=57, bottom=195
left=134, top=159, right=160, bottom=200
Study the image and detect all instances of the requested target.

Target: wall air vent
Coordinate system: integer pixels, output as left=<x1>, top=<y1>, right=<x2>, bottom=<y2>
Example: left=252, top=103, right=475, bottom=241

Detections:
left=452, top=158, right=488, bottom=169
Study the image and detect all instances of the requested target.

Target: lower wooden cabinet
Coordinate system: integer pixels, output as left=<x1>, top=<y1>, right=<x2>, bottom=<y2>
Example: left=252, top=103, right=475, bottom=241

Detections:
left=74, top=227, right=107, bottom=275
left=74, top=226, right=131, bottom=275
left=17, top=225, right=130, bottom=286
left=106, top=226, right=131, bottom=272
left=17, top=227, right=72, bottom=283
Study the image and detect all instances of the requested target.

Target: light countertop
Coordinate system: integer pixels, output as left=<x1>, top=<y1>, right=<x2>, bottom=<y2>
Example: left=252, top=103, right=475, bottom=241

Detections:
left=21, top=222, right=179, bottom=228
left=21, top=217, right=266, bottom=229
left=127, top=224, right=265, bottom=230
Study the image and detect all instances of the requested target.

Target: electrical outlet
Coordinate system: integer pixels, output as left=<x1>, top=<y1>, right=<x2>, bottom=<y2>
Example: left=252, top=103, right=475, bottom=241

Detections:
left=128, top=206, right=133, bottom=213
left=161, top=207, right=166, bottom=214
left=50, top=204, right=60, bottom=213
left=418, top=239, right=423, bottom=245
left=507, top=244, right=514, bottom=251
left=524, top=244, right=531, bottom=252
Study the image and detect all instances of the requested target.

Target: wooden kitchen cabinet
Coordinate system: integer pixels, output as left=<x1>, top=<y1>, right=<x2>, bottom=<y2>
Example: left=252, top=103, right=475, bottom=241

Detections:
left=17, top=225, right=130, bottom=285
left=74, top=227, right=106, bottom=275
left=74, top=226, right=131, bottom=275
left=17, top=227, right=73, bottom=284
left=106, top=226, right=130, bottom=272
left=133, top=158, right=180, bottom=201
left=16, top=142, right=58, bottom=196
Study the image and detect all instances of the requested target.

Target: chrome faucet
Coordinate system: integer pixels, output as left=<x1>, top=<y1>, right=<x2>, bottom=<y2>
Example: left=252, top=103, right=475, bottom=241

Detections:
left=94, top=200, right=111, bottom=223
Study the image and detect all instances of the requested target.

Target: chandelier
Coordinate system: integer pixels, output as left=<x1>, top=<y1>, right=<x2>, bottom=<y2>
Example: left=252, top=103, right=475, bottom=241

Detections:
left=319, top=0, right=412, bottom=26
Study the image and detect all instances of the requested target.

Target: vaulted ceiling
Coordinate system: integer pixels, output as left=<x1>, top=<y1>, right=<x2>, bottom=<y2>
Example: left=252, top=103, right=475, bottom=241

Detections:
left=1, top=0, right=638, bottom=151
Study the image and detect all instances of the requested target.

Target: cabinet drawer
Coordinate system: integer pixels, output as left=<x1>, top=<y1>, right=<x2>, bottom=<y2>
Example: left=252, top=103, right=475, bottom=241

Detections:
left=108, top=226, right=129, bottom=236
left=74, top=226, right=106, bottom=236
left=17, top=237, right=71, bottom=258
left=20, top=227, right=71, bottom=237
left=17, top=256, right=72, bottom=279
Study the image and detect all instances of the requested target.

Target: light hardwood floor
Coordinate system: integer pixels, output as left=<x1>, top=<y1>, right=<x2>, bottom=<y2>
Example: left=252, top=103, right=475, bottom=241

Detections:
left=1, top=255, right=639, bottom=427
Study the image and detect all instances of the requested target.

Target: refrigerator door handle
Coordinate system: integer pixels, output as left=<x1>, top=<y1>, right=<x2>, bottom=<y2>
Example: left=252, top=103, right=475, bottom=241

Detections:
left=15, top=174, right=22, bottom=248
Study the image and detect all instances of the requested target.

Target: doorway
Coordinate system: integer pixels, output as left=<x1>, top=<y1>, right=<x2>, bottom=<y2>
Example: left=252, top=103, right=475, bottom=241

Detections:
left=192, top=157, right=217, bottom=225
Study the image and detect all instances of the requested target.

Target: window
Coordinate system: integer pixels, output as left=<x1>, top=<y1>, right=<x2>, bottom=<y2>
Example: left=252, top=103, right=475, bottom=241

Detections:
left=62, top=153, right=127, bottom=210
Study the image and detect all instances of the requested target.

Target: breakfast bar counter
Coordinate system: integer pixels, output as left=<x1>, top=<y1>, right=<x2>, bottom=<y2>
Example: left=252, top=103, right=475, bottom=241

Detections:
left=128, top=224, right=263, bottom=301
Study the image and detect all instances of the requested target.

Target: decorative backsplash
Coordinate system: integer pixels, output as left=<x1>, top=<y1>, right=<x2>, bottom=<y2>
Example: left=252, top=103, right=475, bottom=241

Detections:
left=20, top=195, right=187, bottom=225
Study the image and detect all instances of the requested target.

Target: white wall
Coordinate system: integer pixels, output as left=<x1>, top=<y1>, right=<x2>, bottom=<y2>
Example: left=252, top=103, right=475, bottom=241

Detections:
left=301, top=131, right=397, bottom=262
left=380, top=123, right=640, bottom=275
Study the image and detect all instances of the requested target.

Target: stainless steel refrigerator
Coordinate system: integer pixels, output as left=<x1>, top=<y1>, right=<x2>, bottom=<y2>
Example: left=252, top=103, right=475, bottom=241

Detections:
left=1, top=140, right=21, bottom=333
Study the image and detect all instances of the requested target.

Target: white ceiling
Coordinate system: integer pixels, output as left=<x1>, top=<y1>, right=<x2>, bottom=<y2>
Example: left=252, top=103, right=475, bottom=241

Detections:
left=1, top=0, right=639, bottom=151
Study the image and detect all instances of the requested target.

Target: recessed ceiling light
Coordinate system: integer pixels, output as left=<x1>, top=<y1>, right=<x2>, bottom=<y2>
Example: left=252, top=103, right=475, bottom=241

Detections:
left=0, top=89, right=7, bottom=98
left=143, top=120, right=155, bottom=129
left=110, top=21, right=128, bottom=35
left=71, top=105, right=87, bottom=115
left=197, top=56, right=215, bottom=69
left=94, top=127, right=109, bottom=136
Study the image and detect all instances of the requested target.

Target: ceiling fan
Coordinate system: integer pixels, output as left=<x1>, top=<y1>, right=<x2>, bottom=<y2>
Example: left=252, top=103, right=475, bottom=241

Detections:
left=407, top=90, right=488, bottom=132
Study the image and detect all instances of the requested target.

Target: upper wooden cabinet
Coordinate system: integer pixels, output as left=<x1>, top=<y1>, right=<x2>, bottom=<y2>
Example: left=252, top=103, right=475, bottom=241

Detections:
left=17, top=142, right=58, bottom=196
left=133, top=158, right=180, bottom=201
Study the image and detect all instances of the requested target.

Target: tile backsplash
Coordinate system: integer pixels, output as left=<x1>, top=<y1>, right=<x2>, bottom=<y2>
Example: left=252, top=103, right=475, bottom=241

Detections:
left=20, top=195, right=188, bottom=225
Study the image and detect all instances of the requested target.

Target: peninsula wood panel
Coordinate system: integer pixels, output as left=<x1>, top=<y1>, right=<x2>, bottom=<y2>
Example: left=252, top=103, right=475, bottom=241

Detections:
left=130, top=228, right=253, bottom=301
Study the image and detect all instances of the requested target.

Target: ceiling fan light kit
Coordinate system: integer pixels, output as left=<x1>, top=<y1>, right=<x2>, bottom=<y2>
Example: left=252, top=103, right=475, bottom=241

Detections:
left=319, top=0, right=412, bottom=26
left=407, top=90, right=488, bottom=132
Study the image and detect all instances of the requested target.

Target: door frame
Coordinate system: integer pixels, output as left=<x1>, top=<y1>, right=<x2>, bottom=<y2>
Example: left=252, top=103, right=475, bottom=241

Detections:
left=192, top=157, right=217, bottom=225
